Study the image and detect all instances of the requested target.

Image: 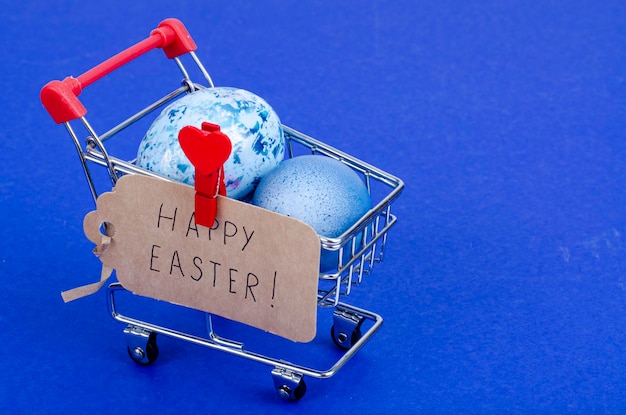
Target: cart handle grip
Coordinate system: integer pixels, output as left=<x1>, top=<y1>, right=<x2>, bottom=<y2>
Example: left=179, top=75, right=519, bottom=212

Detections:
left=40, top=18, right=197, bottom=124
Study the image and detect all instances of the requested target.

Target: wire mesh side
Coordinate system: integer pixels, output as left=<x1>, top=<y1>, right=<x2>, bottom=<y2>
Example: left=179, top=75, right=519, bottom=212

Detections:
left=282, top=127, right=403, bottom=306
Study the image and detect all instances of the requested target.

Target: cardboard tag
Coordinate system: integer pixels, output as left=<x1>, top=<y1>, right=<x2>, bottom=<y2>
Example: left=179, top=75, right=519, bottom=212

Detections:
left=81, top=174, right=321, bottom=343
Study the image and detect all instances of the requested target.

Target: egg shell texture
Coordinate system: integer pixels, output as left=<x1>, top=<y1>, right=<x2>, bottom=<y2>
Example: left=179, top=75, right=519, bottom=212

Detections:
left=136, top=87, right=285, bottom=200
left=252, top=155, right=372, bottom=238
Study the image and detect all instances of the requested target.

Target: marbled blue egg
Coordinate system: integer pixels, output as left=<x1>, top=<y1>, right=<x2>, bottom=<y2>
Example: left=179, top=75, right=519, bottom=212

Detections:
left=251, top=155, right=372, bottom=271
left=136, top=87, right=285, bottom=200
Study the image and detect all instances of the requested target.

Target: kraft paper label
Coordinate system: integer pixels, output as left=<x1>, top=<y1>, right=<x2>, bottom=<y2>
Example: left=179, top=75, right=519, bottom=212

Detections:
left=76, top=174, right=320, bottom=343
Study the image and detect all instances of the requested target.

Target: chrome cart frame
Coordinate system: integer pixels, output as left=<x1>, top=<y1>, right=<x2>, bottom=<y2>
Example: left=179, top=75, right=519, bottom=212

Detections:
left=41, top=18, right=404, bottom=401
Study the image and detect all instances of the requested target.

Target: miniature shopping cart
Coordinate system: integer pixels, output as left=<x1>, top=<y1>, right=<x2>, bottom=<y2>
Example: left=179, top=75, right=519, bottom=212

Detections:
left=41, top=18, right=404, bottom=401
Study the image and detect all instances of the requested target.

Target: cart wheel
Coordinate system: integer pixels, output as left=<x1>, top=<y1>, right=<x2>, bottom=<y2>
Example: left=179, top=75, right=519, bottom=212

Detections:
left=271, top=368, right=306, bottom=401
left=276, top=378, right=306, bottom=401
left=331, top=324, right=362, bottom=350
left=124, top=326, right=159, bottom=366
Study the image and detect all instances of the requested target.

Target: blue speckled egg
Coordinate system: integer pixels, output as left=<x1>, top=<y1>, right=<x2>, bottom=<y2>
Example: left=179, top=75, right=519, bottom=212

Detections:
left=136, top=87, right=285, bottom=200
left=251, top=155, right=372, bottom=270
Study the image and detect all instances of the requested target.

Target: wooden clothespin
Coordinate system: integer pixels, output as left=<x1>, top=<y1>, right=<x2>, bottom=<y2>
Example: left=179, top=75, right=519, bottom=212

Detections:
left=178, top=122, right=232, bottom=227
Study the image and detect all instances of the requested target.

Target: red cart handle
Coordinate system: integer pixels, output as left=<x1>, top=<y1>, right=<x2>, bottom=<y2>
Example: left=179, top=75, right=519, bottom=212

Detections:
left=40, top=18, right=197, bottom=124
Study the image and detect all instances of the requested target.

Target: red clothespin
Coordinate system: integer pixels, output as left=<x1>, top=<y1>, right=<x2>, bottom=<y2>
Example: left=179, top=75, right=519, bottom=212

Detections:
left=178, top=122, right=232, bottom=227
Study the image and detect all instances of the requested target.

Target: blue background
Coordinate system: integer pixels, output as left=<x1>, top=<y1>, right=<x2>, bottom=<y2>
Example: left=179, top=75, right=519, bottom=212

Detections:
left=2, top=1, right=626, bottom=413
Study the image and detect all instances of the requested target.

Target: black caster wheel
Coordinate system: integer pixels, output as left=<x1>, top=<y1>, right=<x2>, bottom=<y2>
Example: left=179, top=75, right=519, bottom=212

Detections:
left=331, top=324, right=362, bottom=350
left=276, top=378, right=306, bottom=401
left=272, top=368, right=306, bottom=401
left=124, top=326, right=159, bottom=366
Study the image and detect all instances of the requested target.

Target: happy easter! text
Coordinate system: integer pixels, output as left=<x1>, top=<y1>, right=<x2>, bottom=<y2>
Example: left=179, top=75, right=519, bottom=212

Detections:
left=147, top=203, right=278, bottom=305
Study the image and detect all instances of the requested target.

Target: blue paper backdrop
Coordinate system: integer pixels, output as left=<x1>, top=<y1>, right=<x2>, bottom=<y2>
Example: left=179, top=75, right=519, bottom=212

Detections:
left=1, top=1, right=625, bottom=413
